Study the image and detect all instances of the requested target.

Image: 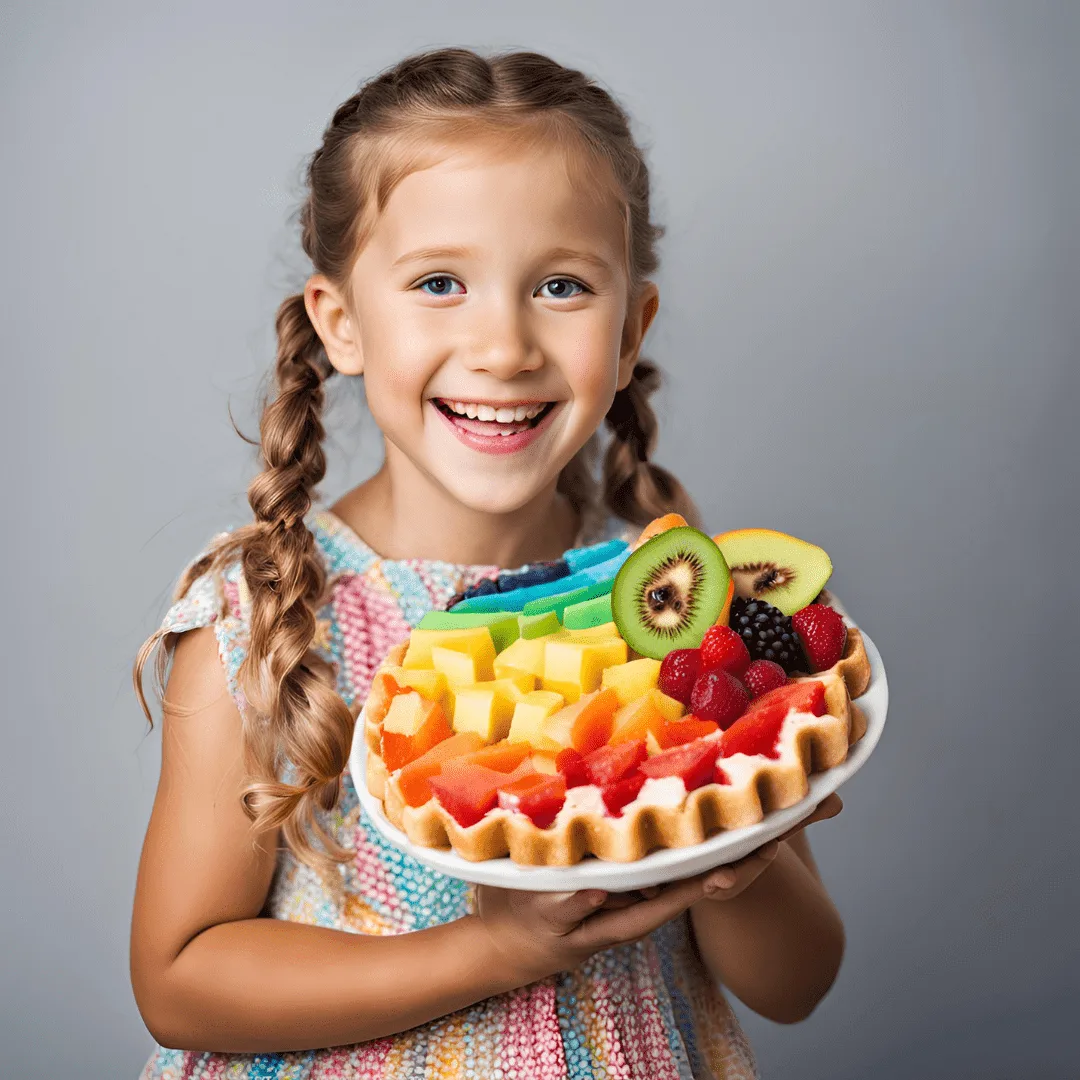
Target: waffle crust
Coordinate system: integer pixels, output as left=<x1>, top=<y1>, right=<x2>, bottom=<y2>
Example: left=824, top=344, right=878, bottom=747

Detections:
left=361, top=627, right=871, bottom=866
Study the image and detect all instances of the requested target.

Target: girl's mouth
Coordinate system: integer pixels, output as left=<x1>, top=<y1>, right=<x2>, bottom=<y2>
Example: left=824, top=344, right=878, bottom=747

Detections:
left=430, top=398, right=559, bottom=456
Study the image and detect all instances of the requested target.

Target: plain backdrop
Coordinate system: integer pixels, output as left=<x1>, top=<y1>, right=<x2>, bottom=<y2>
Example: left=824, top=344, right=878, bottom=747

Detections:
left=3, top=2, right=1079, bottom=1077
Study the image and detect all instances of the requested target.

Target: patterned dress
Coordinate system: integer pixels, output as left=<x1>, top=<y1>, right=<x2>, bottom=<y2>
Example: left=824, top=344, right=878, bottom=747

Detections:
left=139, top=503, right=760, bottom=1080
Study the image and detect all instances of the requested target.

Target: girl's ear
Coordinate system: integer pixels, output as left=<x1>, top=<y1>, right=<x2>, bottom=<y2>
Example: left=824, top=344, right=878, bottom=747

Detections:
left=305, top=274, right=364, bottom=376
left=616, top=283, right=660, bottom=391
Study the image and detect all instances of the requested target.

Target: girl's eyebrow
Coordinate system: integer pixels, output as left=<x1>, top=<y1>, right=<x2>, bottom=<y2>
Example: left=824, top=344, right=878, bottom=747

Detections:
left=392, top=244, right=616, bottom=274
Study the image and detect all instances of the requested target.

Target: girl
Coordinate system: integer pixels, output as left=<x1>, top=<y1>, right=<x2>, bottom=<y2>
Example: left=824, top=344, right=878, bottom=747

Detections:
left=131, top=46, right=846, bottom=1079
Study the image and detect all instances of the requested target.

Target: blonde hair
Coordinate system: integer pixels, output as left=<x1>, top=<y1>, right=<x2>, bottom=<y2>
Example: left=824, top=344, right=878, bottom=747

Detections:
left=134, top=47, right=701, bottom=875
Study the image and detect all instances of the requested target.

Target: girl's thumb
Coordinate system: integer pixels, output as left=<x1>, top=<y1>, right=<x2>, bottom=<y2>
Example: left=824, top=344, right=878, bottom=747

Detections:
left=551, top=888, right=608, bottom=924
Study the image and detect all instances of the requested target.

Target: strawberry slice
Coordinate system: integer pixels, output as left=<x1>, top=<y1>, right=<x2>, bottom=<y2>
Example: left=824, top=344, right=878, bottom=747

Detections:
left=720, top=680, right=826, bottom=759
left=555, top=747, right=591, bottom=788
left=600, top=772, right=646, bottom=815
left=656, top=717, right=719, bottom=748
left=583, top=739, right=648, bottom=786
left=497, top=772, right=567, bottom=828
left=428, top=760, right=535, bottom=827
left=639, top=737, right=721, bottom=791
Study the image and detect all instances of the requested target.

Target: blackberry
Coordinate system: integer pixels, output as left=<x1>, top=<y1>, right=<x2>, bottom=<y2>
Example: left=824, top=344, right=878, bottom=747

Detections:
left=728, top=597, right=807, bottom=674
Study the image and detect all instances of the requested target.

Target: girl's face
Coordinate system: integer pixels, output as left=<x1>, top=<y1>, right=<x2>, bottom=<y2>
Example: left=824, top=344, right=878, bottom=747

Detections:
left=309, top=142, right=659, bottom=516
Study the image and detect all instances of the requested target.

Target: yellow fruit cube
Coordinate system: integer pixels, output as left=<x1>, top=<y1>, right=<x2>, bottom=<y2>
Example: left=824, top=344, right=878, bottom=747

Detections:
left=383, top=692, right=432, bottom=736
left=507, top=690, right=566, bottom=745
left=530, top=751, right=559, bottom=774
left=493, top=635, right=550, bottom=680
left=448, top=676, right=534, bottom=723
left=563, top=622, right=620, bottom=641
left=647, top=688, right=685, bottom=721
left=542, top=639, right=628, bottom=703
left=382, top=666, right=449, bottom=703
left=402, top=627, right=495, bottom=677
left=450, top=686, right=515, bottom=743
left=601, top=657, right=661, bottom=705
left=431, top=646, right=486, bottom=686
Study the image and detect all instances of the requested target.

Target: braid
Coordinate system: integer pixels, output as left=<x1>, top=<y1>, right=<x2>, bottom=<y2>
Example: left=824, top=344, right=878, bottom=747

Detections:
left=602, top=359, right=702, bottom=529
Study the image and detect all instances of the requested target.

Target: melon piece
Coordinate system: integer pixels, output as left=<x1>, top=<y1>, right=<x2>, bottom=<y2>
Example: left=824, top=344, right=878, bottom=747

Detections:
left=428, top=759, right=535, bottom=827
left=397, top=731, right=485, bottom=807
left=601, top=772, right=647, bottom=816
left=631, top=513, right=689, bottom=550
left=450, top=686, right=517, bottom=742
left=529, top=751, right=559, bottom=774
left=496, top=772, right=567, bottom=828
left=534, top=688, right=619, bottom=755
left=601, top=657, right=662, bottom=705
left=712, top=528, right=832, bottom=616
left=493, top=634, right=554, bottom=680
left=555, top=747, right=591, bottom=788
left=416, top=610, right=520, bottom=652
left=460, top=739, right=533, bottom=772
left=563, top=621, right=620, bottom=641
left=507, top=690, right=566, bottom=745
left=639, top=737, right=721, bottom=791
left=403, top=626, right=496, bottom=675
left=608, top=694, right=666, bottom=745
left=541, top=639, right=627, bottom=703
left=380, top=693, right=454, bottom=772
left=657, top=716, right=719, bottom=748
left=582, top=739, right=648, bottom=785
left=647, top=688, right=685, bottom=722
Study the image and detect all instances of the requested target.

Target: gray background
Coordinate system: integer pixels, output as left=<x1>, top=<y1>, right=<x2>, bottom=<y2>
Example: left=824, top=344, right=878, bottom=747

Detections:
left=3, top=1, right=1078, bottom=1077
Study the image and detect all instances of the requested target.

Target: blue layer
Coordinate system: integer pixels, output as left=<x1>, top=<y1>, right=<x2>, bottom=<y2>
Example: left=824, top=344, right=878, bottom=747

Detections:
left=563, top=538, right=628, bottom=572
left=450, top=568, right=600, bottom=613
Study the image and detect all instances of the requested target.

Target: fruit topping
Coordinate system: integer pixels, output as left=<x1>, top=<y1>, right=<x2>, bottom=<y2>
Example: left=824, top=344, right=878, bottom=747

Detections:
left=506, top=690, right=566, bottom=745
left=631, top=513, right=689, bottom=549
left=460, top=739, right=534, bottom=772
left=428, top=759, right=536, bottom=827
left=497, top=772, right=567, bottom=828
left=608, top=695, right=667, bottom=746
left=416, top=610, right=521, bottom=652
left=562, top=590, right=614, bottom=630
left=791, top=603, right=847, bottom=672
left=397, top=731, right=486, bottom=807
left=700, top=624, right=751, bottom=678
left=688, top=669, right=749, bottom=730
left=743, top=659, right=788, bottom=699
left=555, top=747, right=591, bottom=788
left=521, top=577, right=615, bottom=619
left=639, top=737, right=722, bottom=790
left=657, top=648, right=702, bottom=705
left=611, top=526, right=731, bottom=659
left=720, top=680, right=827, bottom=759
left=534, top=688, right=619, bottom=755
left=582, top=739, right=648, bottom=786
left=600, top=772, right=647, bottom=816
left=656, top=716, right=720, bottom=748
left=728, top=597, right=807, bottom=674
left=380, top=693, right=455, bottom=772
left=601, top=656, right=661, bottom=705
left=541, top=638, right=627, bottom=703
left=713, top=528, right=833, bottom=615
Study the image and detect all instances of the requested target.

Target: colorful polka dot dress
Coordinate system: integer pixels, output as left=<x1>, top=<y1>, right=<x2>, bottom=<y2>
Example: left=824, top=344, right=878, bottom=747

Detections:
left=138, top=503, right=760, bottom=1079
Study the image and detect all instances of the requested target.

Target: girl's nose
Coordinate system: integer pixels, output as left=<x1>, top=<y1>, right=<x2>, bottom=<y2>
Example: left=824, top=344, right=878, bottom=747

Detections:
left=464, top=302, right=544, bottom=379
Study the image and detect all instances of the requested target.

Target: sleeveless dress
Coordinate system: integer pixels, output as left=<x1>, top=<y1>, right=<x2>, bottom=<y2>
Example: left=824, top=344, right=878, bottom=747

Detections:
left=138, top=502, right=760, bottom=1080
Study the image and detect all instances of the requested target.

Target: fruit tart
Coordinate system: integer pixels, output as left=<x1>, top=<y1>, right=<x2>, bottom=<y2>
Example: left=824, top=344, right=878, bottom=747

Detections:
left=359, top=517, right=872, bottom=866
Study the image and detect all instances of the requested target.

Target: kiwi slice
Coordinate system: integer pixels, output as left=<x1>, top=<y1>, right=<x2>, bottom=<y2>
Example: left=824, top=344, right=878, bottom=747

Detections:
left=611, top=527, right=730, bottom=659
left=713, top=529, right=832, bottom=616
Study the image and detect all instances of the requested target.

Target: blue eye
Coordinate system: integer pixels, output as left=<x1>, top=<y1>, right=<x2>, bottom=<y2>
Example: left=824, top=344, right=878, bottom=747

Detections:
left=414, top=275, right=590, bottom=298
left=417, top=276, right=464, bottom=297
left=539, top=278, right=588, bottom=299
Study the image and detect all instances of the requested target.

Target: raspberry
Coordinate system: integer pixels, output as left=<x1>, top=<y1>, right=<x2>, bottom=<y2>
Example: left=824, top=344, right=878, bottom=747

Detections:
left=689, top=669, right=749, bottom=730
left=658, top=648, right=702, bottom=705
left=700, top=624, right=751, bottom=678
left=743, top=659, right=788, bottom=699
left=790, top=604, right=847, bottom=672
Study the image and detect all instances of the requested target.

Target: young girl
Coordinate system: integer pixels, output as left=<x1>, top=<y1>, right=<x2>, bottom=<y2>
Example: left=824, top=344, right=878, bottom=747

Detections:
left=131, top=46, right=846, bottom=1079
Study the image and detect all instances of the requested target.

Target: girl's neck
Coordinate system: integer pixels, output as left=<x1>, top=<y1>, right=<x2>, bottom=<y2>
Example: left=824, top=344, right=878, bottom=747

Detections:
left=329, top=459, right=582, bottom=568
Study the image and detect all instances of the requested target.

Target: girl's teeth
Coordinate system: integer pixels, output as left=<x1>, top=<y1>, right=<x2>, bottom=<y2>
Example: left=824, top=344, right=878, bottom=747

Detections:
left=476, top=404, right=496, bottom=422
left=443, top=400, right=549, bottom=421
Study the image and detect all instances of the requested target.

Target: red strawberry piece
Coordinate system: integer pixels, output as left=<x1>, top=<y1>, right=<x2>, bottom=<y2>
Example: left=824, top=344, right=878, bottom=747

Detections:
left=689, top=669, right=749, bottom=730
left=583, top=739, right=648, bottom=786
left=720, top=680, right=827, bottom=759
left=555, top=747, right=591, bottom=788
left=429, top=760, right=535, bottom=827
left=658, top=648, right=702, bottom=705
left=743, top=659, right=788, bottom=699
left=791, top=604, right=847, bottom=672
left=497, top=772, right=567, bottom=829
left=700, top=625, right=751, bottom=678
left=713, top=764, right=731, bottom=785
left=600, top=772, right=647, bottom=816
left=639, top=737, right=721, bottom=791
left=657, top=716, right=719, bottom=748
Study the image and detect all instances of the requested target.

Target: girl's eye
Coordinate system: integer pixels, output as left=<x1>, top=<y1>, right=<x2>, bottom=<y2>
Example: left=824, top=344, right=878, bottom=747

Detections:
left=414, top=276, right=589, bottom=299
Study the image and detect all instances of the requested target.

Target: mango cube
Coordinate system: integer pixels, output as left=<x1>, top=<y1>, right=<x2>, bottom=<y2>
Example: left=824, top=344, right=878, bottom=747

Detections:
left=507, top=690, right=566, bottom=745
left=402, top=626, right=495, bottom=677
left=534, top=688, right=619, bottom=755
left=647, top=688, right=685, bottom=722
left=563, top=622, right=620, bottom=641
left=493, top=634, right=551, bottom=680
left=601, top=657, right=661, bottom=705
left=450, top=686, right=516, bottom=743
left=448, top=676, right=535, bottom=724
left=381, top=666, right=449, bottom=704
left=541, top=639, right=627, bottom=703
left=431, top=645, right=491, bottom=686
left=380, top=692, right=454, bottom=771
left=609, top=694, right=666, bottom=746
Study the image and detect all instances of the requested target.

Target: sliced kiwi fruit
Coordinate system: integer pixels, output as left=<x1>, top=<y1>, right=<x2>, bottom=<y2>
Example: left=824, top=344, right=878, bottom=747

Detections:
left=611, top=527, right=730, bottom=659
left=713, top=528, right=832, bottom=616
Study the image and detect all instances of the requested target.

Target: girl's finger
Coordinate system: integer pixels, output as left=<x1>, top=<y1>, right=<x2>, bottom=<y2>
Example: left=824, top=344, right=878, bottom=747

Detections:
left=572, top=872, right=709, bottom=950
left=774, top=794, right=844, bottom=844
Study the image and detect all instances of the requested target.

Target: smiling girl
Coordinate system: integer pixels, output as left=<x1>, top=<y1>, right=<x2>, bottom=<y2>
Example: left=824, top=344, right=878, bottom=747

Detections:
left=131, top=47, right=845, bottom=1079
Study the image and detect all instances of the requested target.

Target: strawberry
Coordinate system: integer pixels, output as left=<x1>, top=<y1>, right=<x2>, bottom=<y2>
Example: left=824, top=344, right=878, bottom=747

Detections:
left=555, top=747, right=591, bottom=788
left=700, top=625, right=751, bottom=678
left=743, top=659, right=788, bottom=699
left=688, top=669, right=749, bottom=730
left=657, top=648, right=702, bottom=705
left=791, top=604, right=847, bottom=672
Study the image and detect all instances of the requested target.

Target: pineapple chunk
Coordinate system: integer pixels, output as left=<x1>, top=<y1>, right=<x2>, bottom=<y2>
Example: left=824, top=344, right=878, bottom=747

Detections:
left=507, top=690, right=566, bottom=745
left=647, top=688, right=685, bottom=721
left=448, top=676, right=535, bottom=724
left=381, top=666, right=449, bottom=703
left=541, top=639, right=627, bottom=703
left=431, top=646, right=487, bottom=686
left=402, top=626, right=495, bottom=677
left=563, top=621, right=620, bottom=641
left=493, top=634, right=552, bottom=680
left=450, top=686, right=516, bottom=743
left=601, top=657, right=661, bottom=705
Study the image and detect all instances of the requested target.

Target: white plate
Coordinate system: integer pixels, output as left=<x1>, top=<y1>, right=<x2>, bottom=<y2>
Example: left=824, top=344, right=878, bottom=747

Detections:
left=348, top=631, right=888, bottom=892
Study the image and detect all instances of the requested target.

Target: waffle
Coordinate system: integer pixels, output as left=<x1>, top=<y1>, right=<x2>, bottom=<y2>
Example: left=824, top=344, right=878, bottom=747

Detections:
left=359, top=616, right=871, bottom=867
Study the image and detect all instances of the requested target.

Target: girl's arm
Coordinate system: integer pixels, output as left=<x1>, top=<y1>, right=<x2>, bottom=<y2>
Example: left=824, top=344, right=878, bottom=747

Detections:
left=130, top=625, right=526, bottom=1053
left=687, top=830, right=845, bottom=1025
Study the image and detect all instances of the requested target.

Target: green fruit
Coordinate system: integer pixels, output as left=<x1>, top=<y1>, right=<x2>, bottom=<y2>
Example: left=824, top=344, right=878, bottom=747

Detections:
left=520, top=577, right=614, bottom=619
left=713, top=528, right=832, bottom=616
left=518, top=610, right=562, bottom=639
left=611, top=527, right=730, bottom=659
left=562, top=591, right=613, bottom=630
left=416, top=610, right=520, bottom=652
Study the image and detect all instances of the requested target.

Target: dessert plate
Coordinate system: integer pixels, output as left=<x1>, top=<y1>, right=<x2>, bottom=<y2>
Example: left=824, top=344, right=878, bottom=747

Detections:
left=348, top=631, right=888, bottom=892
